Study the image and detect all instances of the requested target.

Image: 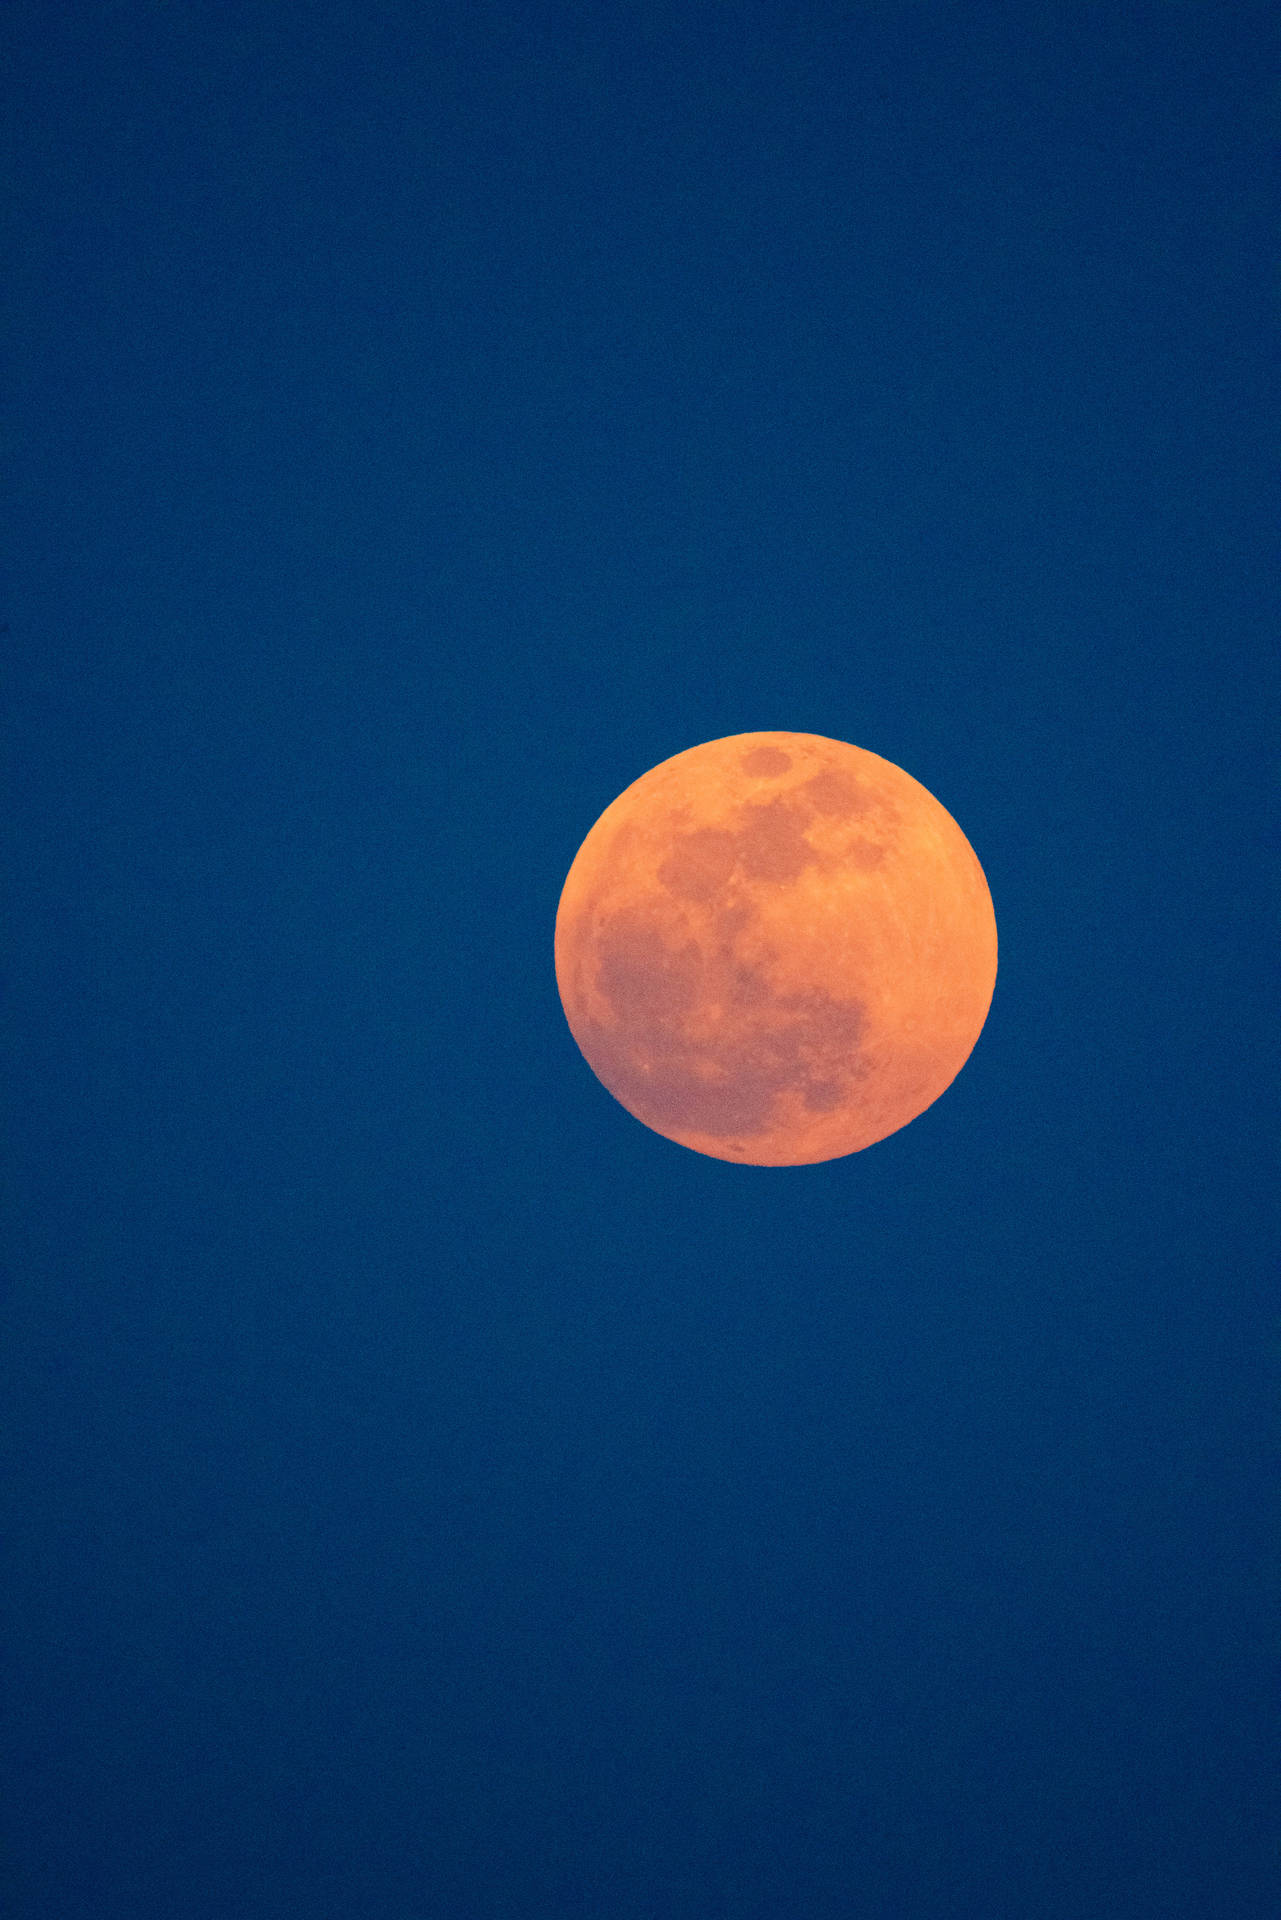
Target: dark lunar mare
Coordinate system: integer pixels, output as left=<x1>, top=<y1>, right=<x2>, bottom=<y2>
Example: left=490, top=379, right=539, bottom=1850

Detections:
left=584, top=901, right=866, bottom=1141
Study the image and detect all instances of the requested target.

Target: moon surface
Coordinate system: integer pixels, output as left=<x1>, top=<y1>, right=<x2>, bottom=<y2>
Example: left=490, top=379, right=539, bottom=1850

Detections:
left=554, top=732, right=998, bottom=1166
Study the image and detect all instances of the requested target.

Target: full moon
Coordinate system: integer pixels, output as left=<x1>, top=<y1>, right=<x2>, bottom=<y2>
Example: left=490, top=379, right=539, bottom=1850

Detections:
left=554, top=732, right=997, bottom=1166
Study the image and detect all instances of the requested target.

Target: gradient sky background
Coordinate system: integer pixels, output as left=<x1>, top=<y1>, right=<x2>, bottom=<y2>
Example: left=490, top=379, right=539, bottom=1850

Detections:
left=3, top=3, right=1278, bottom=1916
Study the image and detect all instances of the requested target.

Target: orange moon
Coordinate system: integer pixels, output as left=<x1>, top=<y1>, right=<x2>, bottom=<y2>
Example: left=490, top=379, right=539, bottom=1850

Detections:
left=554, top=732, right=997, bottom=1166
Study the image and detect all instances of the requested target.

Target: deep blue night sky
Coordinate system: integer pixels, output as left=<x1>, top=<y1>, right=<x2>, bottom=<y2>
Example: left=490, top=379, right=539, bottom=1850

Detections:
left=3, top=3, right=1278, bottom=1915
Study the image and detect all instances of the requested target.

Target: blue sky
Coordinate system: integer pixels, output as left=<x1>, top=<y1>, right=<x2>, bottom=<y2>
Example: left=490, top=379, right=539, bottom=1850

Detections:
left=4, top=3, right=1277, bottom=1915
